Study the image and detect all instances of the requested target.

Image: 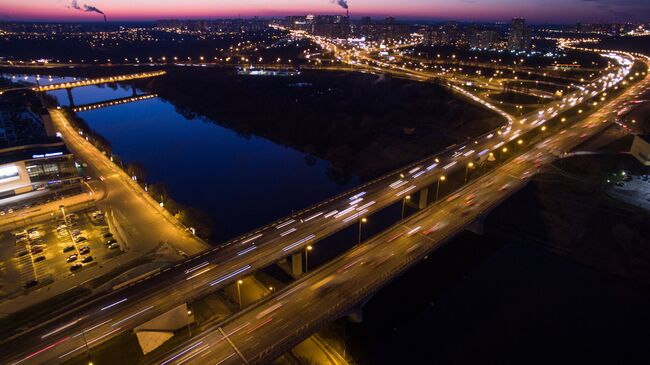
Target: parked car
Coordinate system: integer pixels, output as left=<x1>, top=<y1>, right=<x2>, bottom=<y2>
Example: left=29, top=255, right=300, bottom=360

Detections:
left=106, top=238, right=117, bottom=245
left=30, top=246, right=43, bottom=254
left=74, top=236, right=87, bottom=243
left=70, top=263, right=82, bottom=271
left=81, top=256, right=94, bottom=263
left=63, top=245, right=75, bottom=253
left=102, top=232, right=113, bottom=238
left=34, top=255, right=46, bottom=262
left=108, top=242, right=120, bottom=249
left=79, top=246, right=90, bottom=255
left=66, top=254, right=78, bottom=263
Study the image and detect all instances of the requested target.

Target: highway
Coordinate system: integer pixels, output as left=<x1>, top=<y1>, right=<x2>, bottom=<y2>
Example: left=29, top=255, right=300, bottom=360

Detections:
left=154, top=50, right=650, bottom=365
left=0, top=45, right=638, bottom=364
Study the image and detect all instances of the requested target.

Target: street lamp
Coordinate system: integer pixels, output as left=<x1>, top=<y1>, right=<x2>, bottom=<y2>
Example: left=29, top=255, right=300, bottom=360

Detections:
left=401, top=195, right=411, bottom=220
left=465, top=162, right=474, bottom=183
left=435, top=176, right=446, bottom=201
left=187, top=310, right=192, bottom=336
left=305, top=245, right=313, bottom=272
left=237, top=280, right=243, bottom=309
left=358, top=217, right=367, bottom=244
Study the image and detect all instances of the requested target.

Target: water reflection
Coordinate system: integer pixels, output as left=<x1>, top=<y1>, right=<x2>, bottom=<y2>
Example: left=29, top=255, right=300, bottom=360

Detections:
left=2, top=74, right=359, bottom=242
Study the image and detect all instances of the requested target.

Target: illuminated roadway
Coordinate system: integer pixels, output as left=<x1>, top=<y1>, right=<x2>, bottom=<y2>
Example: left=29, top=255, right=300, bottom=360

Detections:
left=154, top=49, right=650, bottom=365
left=0, top=46, right=641, bottom=364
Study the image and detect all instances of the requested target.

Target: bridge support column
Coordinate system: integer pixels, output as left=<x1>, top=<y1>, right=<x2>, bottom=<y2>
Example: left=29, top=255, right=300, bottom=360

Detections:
left=291, top=252, right=303, bottom=276
left=131, top=82, right=138, bottom=96
left=418, top=187, right=429, bottom=209
left=347, top=307, right=363, bottom=323
left=66, top=88, right=75, bottom=108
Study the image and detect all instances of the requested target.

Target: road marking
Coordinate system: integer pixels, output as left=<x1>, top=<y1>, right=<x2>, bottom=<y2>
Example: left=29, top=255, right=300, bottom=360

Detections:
left=218, top=327, right=249, bottom=365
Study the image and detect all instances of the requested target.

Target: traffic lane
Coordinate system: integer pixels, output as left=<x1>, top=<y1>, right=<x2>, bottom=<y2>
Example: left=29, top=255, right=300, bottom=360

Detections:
left=180, top=76, right=644, bottom=365
left=19, top=64, right=624, bottom=362
left=13, top=54, right=628, bottom=362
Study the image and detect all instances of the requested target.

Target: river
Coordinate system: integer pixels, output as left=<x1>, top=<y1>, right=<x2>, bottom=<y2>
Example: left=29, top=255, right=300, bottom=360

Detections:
left=3, top=73, right=359, bottom=242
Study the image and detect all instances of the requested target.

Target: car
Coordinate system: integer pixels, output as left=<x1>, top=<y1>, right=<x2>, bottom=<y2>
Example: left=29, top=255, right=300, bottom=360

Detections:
left=74, top=236, right=87, bottom=243
left=102, top=232, right=113, bottom=238
left=66, top=254, right=78, bottom=262
left=106, top=238, right=117, bottom=245
left=24, top=280, right=39, bottom=288
left=34, top=255, right=46, bottom=262
left=16, top=250, right=28, bottom=257
left=30, top=247, right=43, bottom=254
left=63, top=245, right=75, bottom=253
left=70, top=263, right=82, bottom=271
left=108, top=242, right=120, bottom=249
left=79, top=246, right=90, bottom=255
left=81, top=256, right=94, bottom=263
left=71, top=229, right=81, bottom=236
left=27, top=227, right=39, bottom=233
left=57, top=224, right=67, bottom=230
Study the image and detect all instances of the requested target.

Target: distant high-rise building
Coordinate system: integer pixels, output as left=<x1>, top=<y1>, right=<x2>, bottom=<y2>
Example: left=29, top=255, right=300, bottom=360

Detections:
left=470, top=28, right=500, bottom=49
left=507, top=17, right=531, bottom=51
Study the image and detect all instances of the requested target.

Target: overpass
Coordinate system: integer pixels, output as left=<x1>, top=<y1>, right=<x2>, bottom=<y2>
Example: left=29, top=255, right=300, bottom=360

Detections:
left=0, top=46, right=639, bottom=364
left=154, top=49, right=650, bottom=365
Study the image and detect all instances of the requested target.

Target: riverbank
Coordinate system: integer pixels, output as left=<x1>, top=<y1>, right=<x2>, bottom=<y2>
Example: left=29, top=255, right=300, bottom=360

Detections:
left=137, top=68, right=503, bottom=177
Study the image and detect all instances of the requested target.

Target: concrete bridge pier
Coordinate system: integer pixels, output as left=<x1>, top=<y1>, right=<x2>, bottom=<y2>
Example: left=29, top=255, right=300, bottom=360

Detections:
left=66, top=88, right=75, bottom=108
left=418, top=187, right=430, bottom=209
left=291, top=252, right=304, bottom=277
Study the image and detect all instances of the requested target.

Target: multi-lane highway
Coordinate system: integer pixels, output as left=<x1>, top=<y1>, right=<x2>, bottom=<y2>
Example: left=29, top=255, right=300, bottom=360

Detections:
left=0, top=45, right=639, bottom=365
left=154, top=49, right=650, bottom=365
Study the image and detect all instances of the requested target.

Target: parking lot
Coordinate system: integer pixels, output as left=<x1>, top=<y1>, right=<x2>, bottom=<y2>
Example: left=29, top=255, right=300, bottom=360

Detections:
left=0, top=205, right=122, bottom=296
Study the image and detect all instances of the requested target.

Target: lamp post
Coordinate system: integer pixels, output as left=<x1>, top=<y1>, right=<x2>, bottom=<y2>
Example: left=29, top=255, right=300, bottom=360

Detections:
left=60, top=205, right=80, bottom=257
left=236, top=280, right=243, bottom=309
left=187, top=310, right=192, bottom=337
left=305, top=245, right=313, bottom=272
left=358, top=217, right=367, bottom=244
left=401, top=195, right=411, bottom=220
left=465, top=162, right=474, bottom=183
left=435, top=176, right=446, bottom=201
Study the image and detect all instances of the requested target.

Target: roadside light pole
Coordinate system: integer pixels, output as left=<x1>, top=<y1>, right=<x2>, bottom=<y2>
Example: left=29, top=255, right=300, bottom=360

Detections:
left=358, top=217, right=367, bottom=244
left=237, top=280, right=243, bottom=309
left=465, top=162, right=474, bottom=184
left=401, top=195, right=411, bottom=220
left=60, top=205, right=80, bottom=257
left=305, top=245, right=313, bottom=272
left=187, top=310, right=192, bottom=337
left=435, top=176, right=446, bottom=201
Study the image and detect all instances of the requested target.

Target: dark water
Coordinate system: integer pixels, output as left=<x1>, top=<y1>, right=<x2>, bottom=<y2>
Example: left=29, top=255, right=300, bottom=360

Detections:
left=7, top=74, right=359, bottom=242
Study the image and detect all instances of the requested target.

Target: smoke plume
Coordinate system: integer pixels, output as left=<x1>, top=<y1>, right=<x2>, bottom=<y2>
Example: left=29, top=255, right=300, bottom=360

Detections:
left=333, top=0, right=348, bottom=10
left=68, top=1, right=107, bottom=21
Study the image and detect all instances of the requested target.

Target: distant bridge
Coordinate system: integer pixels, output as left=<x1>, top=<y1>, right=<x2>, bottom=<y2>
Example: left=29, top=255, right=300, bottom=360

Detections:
left=72, top=93, right=157, bottom=112
left=33, top=70, right=166, bottom=92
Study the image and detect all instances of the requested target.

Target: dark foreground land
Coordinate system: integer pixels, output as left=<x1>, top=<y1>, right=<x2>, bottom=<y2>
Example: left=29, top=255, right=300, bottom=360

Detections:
left=137, top=68, right=502, bottom=177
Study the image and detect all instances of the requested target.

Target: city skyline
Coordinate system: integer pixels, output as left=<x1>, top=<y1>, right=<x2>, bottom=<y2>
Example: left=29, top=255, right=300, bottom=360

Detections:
left=1, top=0, right=650, bottom=23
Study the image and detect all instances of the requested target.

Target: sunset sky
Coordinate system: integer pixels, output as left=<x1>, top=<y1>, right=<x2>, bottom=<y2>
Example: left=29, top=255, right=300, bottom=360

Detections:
left=1, top=0, right=649, bottom=23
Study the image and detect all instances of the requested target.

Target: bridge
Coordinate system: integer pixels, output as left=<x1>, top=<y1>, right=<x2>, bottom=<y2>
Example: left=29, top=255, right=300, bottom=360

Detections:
left=71, top=93, right=157, bottom=112
left=32, top=71, right=166, bottom=92
left=0, top=46, right=642, bottom=364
